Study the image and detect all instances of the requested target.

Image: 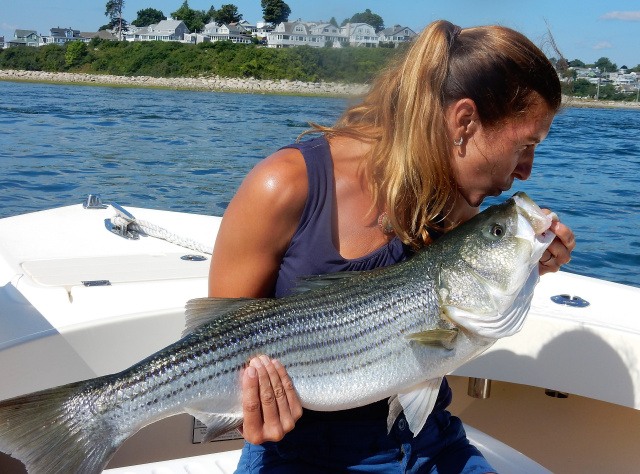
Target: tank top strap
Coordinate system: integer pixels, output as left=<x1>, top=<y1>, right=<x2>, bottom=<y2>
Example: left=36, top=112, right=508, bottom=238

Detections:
left=280, top=135, right=335, bottom=247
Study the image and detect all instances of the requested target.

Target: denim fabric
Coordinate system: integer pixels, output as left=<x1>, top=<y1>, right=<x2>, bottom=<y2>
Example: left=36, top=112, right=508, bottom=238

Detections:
left=234, top=410, right=495, bottom=473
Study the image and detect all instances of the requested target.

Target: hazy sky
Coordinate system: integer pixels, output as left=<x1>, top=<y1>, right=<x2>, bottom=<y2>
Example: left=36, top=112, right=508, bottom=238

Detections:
left=2, top=0, right=639, bottom=67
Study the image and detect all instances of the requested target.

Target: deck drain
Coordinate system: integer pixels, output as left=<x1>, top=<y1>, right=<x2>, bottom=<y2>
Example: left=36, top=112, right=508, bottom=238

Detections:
left=551, top=294, right=590, bottom=307
left=181, top=255, right=207, bottom=261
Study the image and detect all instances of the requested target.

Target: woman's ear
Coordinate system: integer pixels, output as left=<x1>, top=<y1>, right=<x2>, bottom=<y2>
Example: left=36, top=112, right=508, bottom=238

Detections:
left=446, top=98, right=479, bottom=141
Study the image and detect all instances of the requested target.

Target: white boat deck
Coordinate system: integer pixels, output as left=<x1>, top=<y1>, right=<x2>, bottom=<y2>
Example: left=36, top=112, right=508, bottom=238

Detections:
left=1, top=202, right=639, bottom=473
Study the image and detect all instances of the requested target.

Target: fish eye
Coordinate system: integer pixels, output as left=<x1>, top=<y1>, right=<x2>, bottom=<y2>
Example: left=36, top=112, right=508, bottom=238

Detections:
left=490, top=224, right=504, bottom=238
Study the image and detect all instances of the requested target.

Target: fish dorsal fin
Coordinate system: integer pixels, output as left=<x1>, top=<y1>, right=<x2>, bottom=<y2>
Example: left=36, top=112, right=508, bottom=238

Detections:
left=406, top=328, right=458, bottom=349
left=387, top=377, right=443, bottom=436
left=185, top=407, right=243, bottom=443
left=289, top=271, right=362, bottom=294
left=183, top=297, right=261, bottom=337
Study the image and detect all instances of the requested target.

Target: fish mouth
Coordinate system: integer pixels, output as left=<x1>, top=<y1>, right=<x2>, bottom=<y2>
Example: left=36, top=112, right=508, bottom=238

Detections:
left=512, top=192, right=556, bottom=264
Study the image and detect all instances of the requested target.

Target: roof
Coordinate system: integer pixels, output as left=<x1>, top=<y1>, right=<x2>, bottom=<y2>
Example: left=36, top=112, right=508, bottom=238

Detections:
left=80, top=31, right=117, bottom=40
left=153, top=20, right=189, bottom=33
left=379, top=25, right=416, bottom=37
left=15, top=29, right=37, bottom=38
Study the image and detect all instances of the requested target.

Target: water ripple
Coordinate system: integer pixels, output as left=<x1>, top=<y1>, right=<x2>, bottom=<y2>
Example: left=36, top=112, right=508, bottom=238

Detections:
left=0, top=81, right=638, bottom=288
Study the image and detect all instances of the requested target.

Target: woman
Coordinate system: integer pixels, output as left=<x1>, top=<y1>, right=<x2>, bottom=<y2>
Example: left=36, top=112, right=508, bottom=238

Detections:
left=209, top=20, right=575, bottom=473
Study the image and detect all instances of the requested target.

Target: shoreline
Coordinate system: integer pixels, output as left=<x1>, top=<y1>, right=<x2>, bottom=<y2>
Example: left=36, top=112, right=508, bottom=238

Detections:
left=0, top=69, right=369, bottom=98
left=1, top=69, right=639, bottom=109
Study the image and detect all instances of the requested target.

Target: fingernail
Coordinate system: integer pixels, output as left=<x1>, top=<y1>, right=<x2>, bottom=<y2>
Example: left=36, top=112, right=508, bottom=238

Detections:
left=247, top=366, right=257, bottom=378
left=259, top=354, right=270, bottom=366
left=250, top=357, right=262, bottom=368
left=272, top=359, right=281, bottom=369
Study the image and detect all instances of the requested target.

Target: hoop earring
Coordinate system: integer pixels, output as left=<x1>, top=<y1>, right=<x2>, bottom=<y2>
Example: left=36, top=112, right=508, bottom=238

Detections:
left=453, top=137, right=464, bottom=146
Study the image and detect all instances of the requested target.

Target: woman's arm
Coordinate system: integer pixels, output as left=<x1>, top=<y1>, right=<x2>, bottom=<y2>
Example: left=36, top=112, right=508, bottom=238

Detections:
left=209, top=148, right=307, bottom=298
left=208, top=148, right=307, bottom=443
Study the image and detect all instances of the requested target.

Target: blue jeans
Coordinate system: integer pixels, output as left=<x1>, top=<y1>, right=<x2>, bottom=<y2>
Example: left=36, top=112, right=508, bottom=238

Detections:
left=234, top=410, right=495, bottom=473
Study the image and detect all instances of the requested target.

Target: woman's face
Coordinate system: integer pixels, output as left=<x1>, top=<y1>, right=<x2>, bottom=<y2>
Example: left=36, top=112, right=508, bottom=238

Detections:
left=451, top=100, right=555, bottom=208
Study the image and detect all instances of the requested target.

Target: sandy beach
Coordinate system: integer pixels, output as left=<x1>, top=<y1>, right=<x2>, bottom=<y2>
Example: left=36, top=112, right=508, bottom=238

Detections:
left=1, top=69, right=639, bottom=109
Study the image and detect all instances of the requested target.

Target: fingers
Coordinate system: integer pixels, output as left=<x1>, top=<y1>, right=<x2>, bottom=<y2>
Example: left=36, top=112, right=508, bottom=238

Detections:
left=240, top=355, right=301, bottom=444
left=539, top=217, right=576, bottom=275
left=240, top=363, right=263, bottom=440
left=272, top=359, right=303, bottom=424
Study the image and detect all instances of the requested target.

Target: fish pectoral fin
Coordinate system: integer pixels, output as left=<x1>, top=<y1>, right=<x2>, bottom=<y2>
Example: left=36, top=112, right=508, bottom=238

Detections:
left=406, top=328, right=458, bottom=349
left=183, top=297, right=262, bottom=336
left=388, top=377, right=443, bottom=437
left=185, top=408, right=244, bottom=443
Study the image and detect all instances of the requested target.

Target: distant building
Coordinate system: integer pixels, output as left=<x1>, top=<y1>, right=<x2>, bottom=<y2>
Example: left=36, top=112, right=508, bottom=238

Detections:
left=378, top=25, right=417, bottom=46
left=125, top=20, right=189, bottom=42
left=268, top=20, right=384, bottom=48
left=342, top=22, right=379, bottom=47
left=184, top=22, right=252, bottom=44
left=268, top=21, right=322, bottom=48
left=7, top=30, right=40, bottom=47
left=79, top=30, right=118, bottom=42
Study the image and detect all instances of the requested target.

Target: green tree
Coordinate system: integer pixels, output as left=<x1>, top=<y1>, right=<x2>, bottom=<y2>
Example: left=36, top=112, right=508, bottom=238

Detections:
left=349, top=9, right=384, bottom=32
left=594, top=57, right=617, bottom=72
left=65, top=41, right=88, bottom=67
left=204, top=5, right=216, bottom=24
left=329, top=17, right=339, bottom=28
left=105, top=0, right=127, bottom=39
left=172, top=1, right=201, bottom=32
left=569, top=59, right=585, bottom=68
left=213, top=4, right=242, bottom=24
left=261, top=0, right=290, bottom=24
left=132, top=8, right=165, bottom=27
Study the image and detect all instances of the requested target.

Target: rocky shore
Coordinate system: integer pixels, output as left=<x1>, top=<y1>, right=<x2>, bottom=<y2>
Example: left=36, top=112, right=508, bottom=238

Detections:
left=2, top=69, right=639, bottom=108
left=0, top=69, right=370, bottom=97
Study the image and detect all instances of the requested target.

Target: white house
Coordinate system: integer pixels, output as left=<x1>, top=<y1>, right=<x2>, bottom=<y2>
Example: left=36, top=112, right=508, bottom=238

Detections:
left=309, top=23, right=347, bottom=47
left=125, top=20, right=189, bottom=42
left=341, top=23, right=379, bottom=47
left=267, top=20, right=380, bottom=48
left=267, top=21, right=316, bottom=48
left=192, top=22, right=252, bottom=44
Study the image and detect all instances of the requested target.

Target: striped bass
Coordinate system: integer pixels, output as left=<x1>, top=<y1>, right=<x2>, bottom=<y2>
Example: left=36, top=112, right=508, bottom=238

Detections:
left=0, top=192, right=555, bottom=473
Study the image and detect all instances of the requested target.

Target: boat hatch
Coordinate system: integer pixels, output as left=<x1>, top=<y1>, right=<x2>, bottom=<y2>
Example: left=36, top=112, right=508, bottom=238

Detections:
left=21, top=253, right=210, bottom=288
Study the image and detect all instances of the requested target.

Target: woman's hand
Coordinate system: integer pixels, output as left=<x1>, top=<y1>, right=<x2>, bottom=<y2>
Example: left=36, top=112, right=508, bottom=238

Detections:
left=539, top=211, right=575, bottom=275
left=239, top=355, right=303, bottom=444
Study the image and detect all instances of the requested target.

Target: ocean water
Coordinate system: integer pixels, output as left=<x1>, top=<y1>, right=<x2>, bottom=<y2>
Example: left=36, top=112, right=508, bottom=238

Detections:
left=0, top=80, right=638, bottom=288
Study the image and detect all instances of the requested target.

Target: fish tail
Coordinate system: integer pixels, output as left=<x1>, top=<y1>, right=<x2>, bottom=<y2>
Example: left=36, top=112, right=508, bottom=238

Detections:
left=0, top=382, right=121, bottom=474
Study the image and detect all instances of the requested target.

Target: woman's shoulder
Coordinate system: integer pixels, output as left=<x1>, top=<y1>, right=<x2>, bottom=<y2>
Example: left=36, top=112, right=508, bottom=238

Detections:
left=242, top=147, right=308, bottom=212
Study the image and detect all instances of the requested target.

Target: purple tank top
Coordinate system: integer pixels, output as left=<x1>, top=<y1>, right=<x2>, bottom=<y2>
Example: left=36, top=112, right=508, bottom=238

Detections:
left=274, top=135, right=412, bottom=298
left=271, top=135, right=451, bottom=423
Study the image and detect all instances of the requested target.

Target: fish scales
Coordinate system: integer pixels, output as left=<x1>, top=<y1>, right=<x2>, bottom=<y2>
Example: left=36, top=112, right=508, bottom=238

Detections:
left=87, top=258, right=443, bottom=433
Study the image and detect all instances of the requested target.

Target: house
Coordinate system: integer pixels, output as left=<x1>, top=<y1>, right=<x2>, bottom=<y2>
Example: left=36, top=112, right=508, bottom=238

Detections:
left=49, top=27, right=82, bottom=43
left=267, top=21, right=316, bottom=48
left=378, top=25, right=416, bottom=46
left=79, top=30, right=118, bottom=42
left=125, top=20, right=189, bottom=42
left=235, top=20, right=257, bottom=35
left=0, top=36, right=4, bottom=48
left=7, top=29, right=40, bottom=47
left=186, top=22, right=252, bottom=44
left=341, top=23, right=379, bottom=47
left=309, top=23, right=347, bottom=47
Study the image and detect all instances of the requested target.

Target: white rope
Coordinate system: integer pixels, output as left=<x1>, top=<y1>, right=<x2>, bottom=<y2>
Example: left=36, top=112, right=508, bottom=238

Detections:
left=111, top=215, right=213, bottom=255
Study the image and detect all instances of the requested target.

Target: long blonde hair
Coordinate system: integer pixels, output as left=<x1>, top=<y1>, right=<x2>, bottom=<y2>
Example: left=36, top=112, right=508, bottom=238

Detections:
left=307, top=20, right=561, bottom=249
